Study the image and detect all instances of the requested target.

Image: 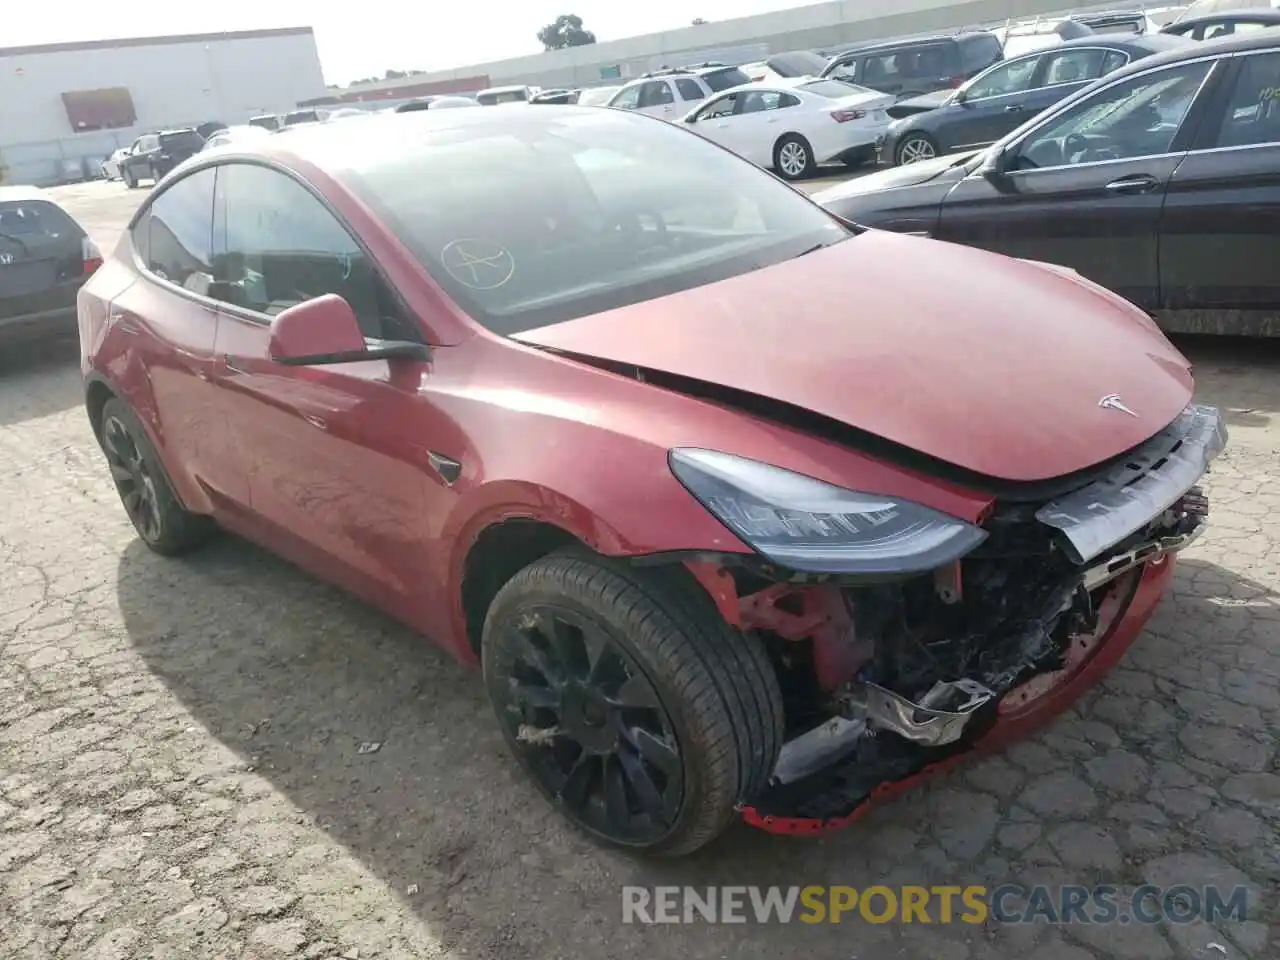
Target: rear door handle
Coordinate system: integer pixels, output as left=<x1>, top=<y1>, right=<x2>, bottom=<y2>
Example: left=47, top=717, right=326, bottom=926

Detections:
left=1104, top=174, right=1160, bottom=195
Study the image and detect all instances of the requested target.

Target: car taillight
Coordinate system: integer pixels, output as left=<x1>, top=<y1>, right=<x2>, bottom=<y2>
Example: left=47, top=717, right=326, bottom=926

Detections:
left=948, top=76, right=966, bottom=88
left=82, top=237, right=103, bottom=275
left=831, top=109, right=867, bottom=122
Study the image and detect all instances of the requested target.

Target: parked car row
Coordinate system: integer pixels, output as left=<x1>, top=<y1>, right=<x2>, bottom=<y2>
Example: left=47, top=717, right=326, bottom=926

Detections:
left=815, top=31, right=1280, bottom=337
left=72, top=92, right=1228, bottom=863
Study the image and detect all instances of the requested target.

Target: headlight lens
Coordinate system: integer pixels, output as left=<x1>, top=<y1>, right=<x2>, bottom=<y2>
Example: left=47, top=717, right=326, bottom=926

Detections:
left=669, top=448, right=986, bottom=575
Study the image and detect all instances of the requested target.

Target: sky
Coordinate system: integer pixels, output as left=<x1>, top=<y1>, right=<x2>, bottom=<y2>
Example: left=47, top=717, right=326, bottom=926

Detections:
left=9, top=0, right=818, bottom=85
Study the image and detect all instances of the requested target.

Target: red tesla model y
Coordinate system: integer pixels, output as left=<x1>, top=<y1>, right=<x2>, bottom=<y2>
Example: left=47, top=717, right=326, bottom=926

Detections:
left=78, top=106, right=1225, bottom=856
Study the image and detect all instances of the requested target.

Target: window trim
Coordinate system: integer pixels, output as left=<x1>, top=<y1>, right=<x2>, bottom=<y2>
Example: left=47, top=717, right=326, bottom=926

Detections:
left=127, top=157, right=422, bottom=340
left=982, top=50, right=1230, bottom=175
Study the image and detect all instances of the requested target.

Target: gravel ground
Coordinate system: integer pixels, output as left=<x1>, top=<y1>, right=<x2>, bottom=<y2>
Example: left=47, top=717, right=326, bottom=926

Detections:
left=0, top=180, right=1276, bottom=960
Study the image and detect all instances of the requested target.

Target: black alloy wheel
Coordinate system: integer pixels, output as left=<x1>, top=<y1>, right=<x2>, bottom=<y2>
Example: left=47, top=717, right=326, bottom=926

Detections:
left=488, top=603, right=685, bottom=847
left=483, top=551, right=784, bottom=856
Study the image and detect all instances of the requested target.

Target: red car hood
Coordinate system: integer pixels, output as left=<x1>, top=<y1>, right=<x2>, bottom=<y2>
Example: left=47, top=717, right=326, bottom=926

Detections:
left=513, top=231, right=1194, bottom=483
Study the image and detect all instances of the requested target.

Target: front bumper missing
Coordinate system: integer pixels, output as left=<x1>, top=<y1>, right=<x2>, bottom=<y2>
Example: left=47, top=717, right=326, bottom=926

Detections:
left=743, top=407, right=1224, bottom=835
left=743, top=555, right=1180, bottom=834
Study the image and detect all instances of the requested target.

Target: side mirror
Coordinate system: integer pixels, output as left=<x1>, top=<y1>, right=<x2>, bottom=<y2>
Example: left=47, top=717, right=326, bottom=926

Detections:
left=984, top=147, right=1013, bottom=181
left=684, top=114, right=697, bottom=124
left=951, top=88, right=967, bottom=105
left=267, top=294, right=428, bottom=365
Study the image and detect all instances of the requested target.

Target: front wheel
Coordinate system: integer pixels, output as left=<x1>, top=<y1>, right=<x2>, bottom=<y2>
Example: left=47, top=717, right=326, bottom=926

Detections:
left=482, top=551, right=784, bottom=857
left=895, top=132, right=939, bottom=166
left=773, top=134, right=816, bottom=181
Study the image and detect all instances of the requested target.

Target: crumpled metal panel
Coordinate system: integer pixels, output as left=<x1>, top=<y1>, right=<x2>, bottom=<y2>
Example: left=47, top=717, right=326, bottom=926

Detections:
left=1036, top=404, right=1227, bottom=564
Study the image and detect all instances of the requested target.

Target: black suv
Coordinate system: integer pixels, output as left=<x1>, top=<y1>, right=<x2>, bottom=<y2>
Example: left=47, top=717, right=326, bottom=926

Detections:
left=119, top=129, right=206, bottom=188
left=820, top=31, right=1004, bottom=98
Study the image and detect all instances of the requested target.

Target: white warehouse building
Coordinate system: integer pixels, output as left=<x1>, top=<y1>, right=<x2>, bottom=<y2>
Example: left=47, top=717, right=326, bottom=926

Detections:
left=0, top=27, right=326, bottom=186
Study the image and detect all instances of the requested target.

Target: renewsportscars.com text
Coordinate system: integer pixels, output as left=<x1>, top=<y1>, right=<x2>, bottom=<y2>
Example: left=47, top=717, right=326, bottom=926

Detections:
left=621, top=884, right=1251, bottom=925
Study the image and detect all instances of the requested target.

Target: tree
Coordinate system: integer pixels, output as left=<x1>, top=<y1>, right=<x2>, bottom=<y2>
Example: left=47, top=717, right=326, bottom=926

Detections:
left=537, top=14, right=597, bottom=51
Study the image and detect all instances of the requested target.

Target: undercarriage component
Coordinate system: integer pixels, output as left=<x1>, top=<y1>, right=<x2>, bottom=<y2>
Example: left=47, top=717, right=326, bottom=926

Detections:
left=839, top=677, right=994, bottom=747
left=1081, top=524, right=1201, bottom=592
left=770, top=716, right=866, bottom=785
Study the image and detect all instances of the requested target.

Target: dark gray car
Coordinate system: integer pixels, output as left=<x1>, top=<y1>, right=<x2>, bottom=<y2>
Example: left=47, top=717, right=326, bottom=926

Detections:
left=881, top=34, right=1190, bottom=165
left=819, top=31, right=1004, bottom=99
left=0, top=187, right=101, bottom=347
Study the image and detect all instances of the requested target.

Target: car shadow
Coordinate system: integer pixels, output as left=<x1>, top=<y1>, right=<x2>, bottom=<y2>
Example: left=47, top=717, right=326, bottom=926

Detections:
left=0, top=337, right=82, bottom=427
left=1176, top=334, right=1280, bottom=430
left=117, top=535, right=1273, bottom=957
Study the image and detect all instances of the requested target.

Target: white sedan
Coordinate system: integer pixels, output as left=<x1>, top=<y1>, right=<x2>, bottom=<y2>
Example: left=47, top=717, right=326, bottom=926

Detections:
left=679, top=77, right=894, bottom=180
left=100, top=147, right=130, bottom=181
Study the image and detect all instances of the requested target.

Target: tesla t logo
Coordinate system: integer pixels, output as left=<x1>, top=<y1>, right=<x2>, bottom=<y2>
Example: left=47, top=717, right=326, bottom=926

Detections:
left=0, top=253, right=13, bottom=265
left=1098, top=394, right=1138, bottom=417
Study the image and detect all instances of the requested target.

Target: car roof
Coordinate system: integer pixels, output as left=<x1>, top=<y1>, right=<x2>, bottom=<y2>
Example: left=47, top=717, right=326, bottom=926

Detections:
left=1016, top=32, right=1191, bottom=55
left=0, top=185, right=51, bottom=204
left=181, top=104, right=673, bottom=178
left=831, top=30, right=994, bottom=57
left=1168, top=8, right=1280, bottom=25
left=1105, top=23, right=1280, bottom=74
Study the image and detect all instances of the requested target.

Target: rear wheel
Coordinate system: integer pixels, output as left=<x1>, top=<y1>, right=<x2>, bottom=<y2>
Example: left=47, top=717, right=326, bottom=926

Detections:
left=896, top=132, right=938, bottom=165
left=482, top=551, right=784, bottom=857
left=99, top=399, right=216, bottom=555
left=773, top=134, right=816, bottom=181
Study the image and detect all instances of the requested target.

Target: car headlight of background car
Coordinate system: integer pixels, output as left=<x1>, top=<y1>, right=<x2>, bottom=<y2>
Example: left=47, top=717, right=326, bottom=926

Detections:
left=669, top=448, right=987, bottom=575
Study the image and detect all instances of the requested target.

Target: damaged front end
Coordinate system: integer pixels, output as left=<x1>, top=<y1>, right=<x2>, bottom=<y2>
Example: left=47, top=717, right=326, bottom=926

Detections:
left=681, top=404, right=1226, bottom=833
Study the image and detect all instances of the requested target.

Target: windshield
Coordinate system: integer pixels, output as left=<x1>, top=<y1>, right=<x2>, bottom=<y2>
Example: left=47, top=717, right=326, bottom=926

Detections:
left=341, top=110, right=848, bottom=334
left=703, top=68, right=753, bottom=92
left=797, top=78, right=877, bottom=98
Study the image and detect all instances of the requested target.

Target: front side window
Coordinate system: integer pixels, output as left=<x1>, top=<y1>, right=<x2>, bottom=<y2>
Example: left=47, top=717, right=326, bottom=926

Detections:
left=1213, top=51, right=1280, bottom=147
left=339, top=109, right=849, bottom=335
left=964, top=56, right=1040, bottom=100
left=609, top=84, right=642, bottom=110
left=144, top=168, right=215, bottom=294
left=213, top=163, right=411, bottom=341
left=696, top=93, right=740, bottom=120
left=638, top=81, right=675, bottom=108
left=862, top=53, right=901, bottom=86
left=1012, top=60, right=1214, bottom=169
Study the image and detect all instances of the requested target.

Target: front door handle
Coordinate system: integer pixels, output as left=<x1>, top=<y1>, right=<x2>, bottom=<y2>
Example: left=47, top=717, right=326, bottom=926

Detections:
left=1104, top=174, right=1160, bottom=195
left=1003, top=104, right=1025, bottom=113
left=223, top=354, right=251, bottom=374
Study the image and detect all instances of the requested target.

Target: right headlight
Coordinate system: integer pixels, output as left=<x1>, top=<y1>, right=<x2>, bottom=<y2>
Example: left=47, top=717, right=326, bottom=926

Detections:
left=669, top=448, right=987, bottom=576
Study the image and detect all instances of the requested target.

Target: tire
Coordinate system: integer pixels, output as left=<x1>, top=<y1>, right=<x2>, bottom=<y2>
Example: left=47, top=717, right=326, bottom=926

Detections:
left=895, top=132, right=939, bottom=166
left=98, top=398, right=216, bottom=556
left=773, top=134, right=816, bottom=181
left=482, top=549, right=784, bottom=857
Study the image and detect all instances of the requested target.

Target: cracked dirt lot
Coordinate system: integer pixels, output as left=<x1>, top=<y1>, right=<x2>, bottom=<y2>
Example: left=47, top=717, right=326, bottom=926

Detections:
left=1, top=180, right=1277, bottom=960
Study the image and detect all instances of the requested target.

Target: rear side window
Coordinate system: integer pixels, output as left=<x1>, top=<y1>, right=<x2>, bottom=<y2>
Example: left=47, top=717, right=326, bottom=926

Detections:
left=962, top=35, right=1004, bottom=73
left=1213, top=50, right=1280, bottom=147
left=1041, top=49, right=1129, bottom=86
left=703, top=68, right=752, bottom=92
left=143, top=168, right=216, bottom=294
left=0, top=200, right=82, bottom=240
left=160, top=131, right=204, bottom=151
left=675, top=77, right=704, bottom=101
